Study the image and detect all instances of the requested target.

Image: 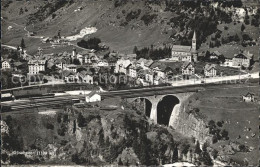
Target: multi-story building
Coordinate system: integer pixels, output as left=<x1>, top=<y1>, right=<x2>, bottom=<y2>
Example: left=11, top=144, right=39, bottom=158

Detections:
left=204, top=64, right=217, bottom=77
left=2, top=60, right=11, bottom=70
left=78, top=70, right=94, bottom=84
left=182, top=62, right=195, bottom=75
left=232, top=51, right=253, bottom=68
left=129, top=63, right=139, bottom=78
left=28, top=59, right=46, bottom=75
left=115, top=59, right=132, bottom=74
left=65, top=64, right=77, bottom=73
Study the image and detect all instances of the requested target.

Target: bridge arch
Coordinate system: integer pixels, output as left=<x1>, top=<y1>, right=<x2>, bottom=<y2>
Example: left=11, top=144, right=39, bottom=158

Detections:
left=157, top=95, right=180, bottom=126
left=132, top=98, right=152, bottom=117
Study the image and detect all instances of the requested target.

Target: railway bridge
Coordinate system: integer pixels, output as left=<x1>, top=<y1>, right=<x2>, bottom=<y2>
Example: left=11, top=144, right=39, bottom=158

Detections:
left=126, top=92, right=194, bottom=126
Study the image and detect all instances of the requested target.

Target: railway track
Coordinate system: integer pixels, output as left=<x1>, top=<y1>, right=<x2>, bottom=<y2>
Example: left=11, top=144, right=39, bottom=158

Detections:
left=1, top=95, right=85, bottom=112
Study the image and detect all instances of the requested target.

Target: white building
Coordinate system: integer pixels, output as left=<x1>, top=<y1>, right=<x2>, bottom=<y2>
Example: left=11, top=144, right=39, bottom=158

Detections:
left=85, top=91, right=101, bottom=103
left=182, top=62, right=195, bottom=75
left=78, top=70, right=93, bottom=84
left=115, top=59, right=132, bottom=74
left=232, top=51, right=253, bottom=68
left=97, top=60, right=109, bottom=67
left=28, top=59, right=46, bottom=75
left=129, top=63, right=139, bottom=78
left=242, top=92, right=255, bottom=102
left=2, top=60, right=11, bottom=69
left=65, top=64, right=77, bottom=73
left=204, top=64, right=217, bottom=77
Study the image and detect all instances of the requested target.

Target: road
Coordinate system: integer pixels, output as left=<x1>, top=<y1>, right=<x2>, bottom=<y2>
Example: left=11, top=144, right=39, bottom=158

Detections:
left=169, top=72, right=259, bottom=87
left=101, top=79, right=258, bottom=99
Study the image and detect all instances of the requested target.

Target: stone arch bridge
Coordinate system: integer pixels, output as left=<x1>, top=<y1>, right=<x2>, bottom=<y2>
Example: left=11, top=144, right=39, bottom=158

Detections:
left=125, top=92, right=194, bottom=126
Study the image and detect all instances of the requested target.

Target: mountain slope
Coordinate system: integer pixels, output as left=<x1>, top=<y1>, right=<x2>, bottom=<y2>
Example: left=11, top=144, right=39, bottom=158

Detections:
left=2, top=0, right=259, bottom=55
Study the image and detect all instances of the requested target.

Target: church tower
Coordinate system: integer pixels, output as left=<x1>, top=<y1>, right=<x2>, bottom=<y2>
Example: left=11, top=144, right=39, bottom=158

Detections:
left=192, top=31, right=197, bottom=50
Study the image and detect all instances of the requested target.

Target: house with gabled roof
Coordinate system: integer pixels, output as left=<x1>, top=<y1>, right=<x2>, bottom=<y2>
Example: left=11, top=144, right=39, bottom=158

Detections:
left=242, top=92, right=255, bottom=102
left=181, top=62, right=195, bottom=75
left=128, top=62, right=141, bottom=78
left=62, top=70, right=78, bottom=83
left=137, top=58, right=154, bottom=70
left=210, top=51, right=223, bottom=60
left=150, top=62, right=167, bottom=79
left=2, top=60, right=11, bottom=70
left=150, top=62, right=174, bottom=79
left=144, top=69, right=154, bottom=85
left=85, top=90, right=101, bottom=103
left=77, top=70, right=93, bottom=84
left=204, top=64, right=217, bottom=77
left=115, top=59, right=132, bottom=74
left=232, top=51, right=253, bottom=68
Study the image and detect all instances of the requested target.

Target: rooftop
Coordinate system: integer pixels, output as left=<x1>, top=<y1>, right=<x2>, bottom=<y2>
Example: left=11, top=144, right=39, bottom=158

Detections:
left=172, top=45, right=192, bottom=52
left=182, top=61, right=194, bottom=69
left=28, top=59, right=46, bottom=65
left=204, top=63, right=217, bottom=71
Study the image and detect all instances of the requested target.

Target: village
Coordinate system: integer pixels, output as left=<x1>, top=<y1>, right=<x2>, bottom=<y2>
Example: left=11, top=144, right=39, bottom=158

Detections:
left=1, top=31, right=256, bottom=90
left=1, top=0, right=260, bottom=166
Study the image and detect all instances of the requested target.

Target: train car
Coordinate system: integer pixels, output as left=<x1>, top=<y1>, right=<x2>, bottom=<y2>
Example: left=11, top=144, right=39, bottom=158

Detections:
left=72, top=98, right=81, bottom=104
left=1, top=93, right=14, bottom=102
left=30, top=93, right=55, bottom=100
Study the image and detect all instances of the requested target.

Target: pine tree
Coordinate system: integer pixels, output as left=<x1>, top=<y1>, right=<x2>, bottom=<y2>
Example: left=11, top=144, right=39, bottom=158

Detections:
left=241, top=24, right=245, bottom=32
left=19, top=8, right=24, bottom=15
left=58, top=30, right=61, bottom=39
left=99, top=129, right=105, bottom=147
left=133, top=46, right=138, bottom=54
left=194, top=141, right=202, bottom=154
left=20, top=38, right=26, bottom=51
left=172, top=146, right=179, bottom=162
left=199, top=150, right=213, bottom=166
left=118, top=157, right=123, bottom=165
left=105, top=137, right=110, bottom=148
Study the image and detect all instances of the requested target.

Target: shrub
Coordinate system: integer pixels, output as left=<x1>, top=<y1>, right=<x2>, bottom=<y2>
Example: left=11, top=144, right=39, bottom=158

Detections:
left=220, top=129, right=229, bottom=140
left=114, top=0, right=127, bottom=7
left=125, top=9, right=141, bottom=22
left=58, top=124, right=67, bottom=136
left=241, top=24, right=245, bottom=32
left=2, top=153, right=8, bottom=162
left=46, top=123, right=54, bottom=130
left=77, top=37, right=101, bottom=50
left=141, top=14, right=157, bottom=25
left=10, top=154, right=28, bottom=164
left=242, top=34, right=253, bottom=41
left=217, top=121, right=223, bottom=127
left=77, top=113, right=86, bottom=127
left=57, top=113, right=62, bottom=123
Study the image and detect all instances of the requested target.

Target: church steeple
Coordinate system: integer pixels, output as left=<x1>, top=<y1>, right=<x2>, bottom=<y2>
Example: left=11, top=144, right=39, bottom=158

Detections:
left=192, top=31, right=196, bottom=50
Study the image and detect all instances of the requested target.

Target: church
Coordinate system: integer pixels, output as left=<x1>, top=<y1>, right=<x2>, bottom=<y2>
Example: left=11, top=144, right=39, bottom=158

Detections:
left=171, top=31, right=198, bottom=62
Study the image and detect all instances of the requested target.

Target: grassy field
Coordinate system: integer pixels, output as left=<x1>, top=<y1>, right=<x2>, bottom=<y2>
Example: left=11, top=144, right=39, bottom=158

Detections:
left=199, top=22, right=259, bottom=61
left=188, top=82, right=259, bottom=165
